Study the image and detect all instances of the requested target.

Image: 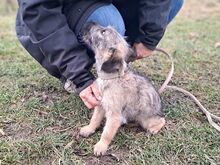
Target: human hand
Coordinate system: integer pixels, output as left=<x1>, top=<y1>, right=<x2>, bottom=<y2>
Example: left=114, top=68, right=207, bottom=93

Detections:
left=134, top=43, right=153, bottom=59
left=79, top=83, right=102, bottom=109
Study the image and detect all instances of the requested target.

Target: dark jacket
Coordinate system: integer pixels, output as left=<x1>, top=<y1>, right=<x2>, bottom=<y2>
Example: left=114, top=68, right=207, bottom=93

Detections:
left=16, top=0, right=171, bottom=93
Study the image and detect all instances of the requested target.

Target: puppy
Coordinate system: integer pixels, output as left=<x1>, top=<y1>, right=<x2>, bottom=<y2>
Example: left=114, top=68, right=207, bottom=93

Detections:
left=80, top=22, right=165, bottom=156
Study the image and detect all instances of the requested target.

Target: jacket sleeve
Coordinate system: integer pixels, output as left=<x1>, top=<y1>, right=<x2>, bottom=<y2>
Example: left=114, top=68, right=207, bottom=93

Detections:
left=136, top=0, right=171, bottom=50
left=20, top=0, right=95, bottom=93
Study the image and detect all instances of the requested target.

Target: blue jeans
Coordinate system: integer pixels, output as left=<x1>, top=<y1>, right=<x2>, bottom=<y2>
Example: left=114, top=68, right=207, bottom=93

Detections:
left=87, top=0, right=184, bottom=36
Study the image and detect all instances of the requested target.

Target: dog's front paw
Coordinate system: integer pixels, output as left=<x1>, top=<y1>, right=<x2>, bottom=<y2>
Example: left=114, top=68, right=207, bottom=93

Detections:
left=94, top=141, right=108, bottom=156
left=79, top=125, right=95, bottom=137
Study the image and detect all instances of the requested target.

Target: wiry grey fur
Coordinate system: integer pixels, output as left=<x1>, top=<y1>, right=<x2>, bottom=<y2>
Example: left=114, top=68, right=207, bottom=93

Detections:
left=80, top=22, right=165, bottom=156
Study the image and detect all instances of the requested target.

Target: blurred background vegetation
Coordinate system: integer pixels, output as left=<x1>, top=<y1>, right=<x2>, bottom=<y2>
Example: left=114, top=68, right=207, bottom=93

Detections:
left=0, top=0, right=17, bottom=15
left=0, top=0, right=220, bottom=164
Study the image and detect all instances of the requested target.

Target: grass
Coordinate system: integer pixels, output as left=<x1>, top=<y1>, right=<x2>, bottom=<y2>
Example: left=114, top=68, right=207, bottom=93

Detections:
left=0, top=0, right=220, bottom=164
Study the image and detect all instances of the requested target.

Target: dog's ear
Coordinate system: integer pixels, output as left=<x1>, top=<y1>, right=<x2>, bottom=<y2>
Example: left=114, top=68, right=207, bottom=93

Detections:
left=81, top=22, right=97, bottom=35
left=101, top=57, right=123, bottom=73
left=125, top=47, right=137, bottom=63
left=81, top=22, right=98, bottom=46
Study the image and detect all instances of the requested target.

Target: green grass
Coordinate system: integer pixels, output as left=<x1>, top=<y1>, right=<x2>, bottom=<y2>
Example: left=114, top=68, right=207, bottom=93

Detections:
left=0, top=1, right=220, bottom=165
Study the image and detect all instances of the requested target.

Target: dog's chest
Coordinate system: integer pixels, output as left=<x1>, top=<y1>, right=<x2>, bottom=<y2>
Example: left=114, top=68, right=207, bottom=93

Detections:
left=96, top=78, right=138, bottom=124
left=96, top=79, right=117, bottom=94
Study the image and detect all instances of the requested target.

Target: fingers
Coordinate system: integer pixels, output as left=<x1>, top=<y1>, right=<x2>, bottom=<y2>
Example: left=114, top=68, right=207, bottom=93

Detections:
left=79, top=84, right=101, bottom=109
left=81, top=99, right=93, bottom=109
left=133, top=42, right=152, bottom=59
left=86, top=90, right=100, bottom=107
left=80, top=93, right=98, bottom=109
left=91, top=84, right=102, bottom=101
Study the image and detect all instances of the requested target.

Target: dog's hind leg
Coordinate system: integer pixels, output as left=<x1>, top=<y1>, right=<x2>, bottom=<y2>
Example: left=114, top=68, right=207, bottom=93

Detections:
left=80, top=106, right=105, bottom=137
left=94, top=113, right=121, bottom=156
left=138, top=116, right=165, bottom=135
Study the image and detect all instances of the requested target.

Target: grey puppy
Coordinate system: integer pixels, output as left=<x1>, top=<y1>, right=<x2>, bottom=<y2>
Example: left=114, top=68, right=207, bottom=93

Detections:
left=80, top=22, right=165, bottom=156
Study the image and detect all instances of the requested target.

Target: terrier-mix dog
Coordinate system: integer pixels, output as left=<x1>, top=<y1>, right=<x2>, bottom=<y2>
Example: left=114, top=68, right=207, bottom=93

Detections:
left=80, top=22, right=165, bottom=156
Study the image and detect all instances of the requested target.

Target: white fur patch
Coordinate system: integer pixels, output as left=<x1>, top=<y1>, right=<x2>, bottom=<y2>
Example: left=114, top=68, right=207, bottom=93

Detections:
left=121, top=116, right=127, bottom=124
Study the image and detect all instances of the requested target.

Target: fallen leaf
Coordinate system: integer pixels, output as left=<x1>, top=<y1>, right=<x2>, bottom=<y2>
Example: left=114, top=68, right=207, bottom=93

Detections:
left=21, top=98, right=25, bottom=102
left=0, top=129, right=5, bottom=136
left=64, top=140, right=74, bottom=150
left=188, top=32, right=199, bottom=39
left=214, top=41, right=220, bottom=48
left=42, top=92, right=49, bottom=102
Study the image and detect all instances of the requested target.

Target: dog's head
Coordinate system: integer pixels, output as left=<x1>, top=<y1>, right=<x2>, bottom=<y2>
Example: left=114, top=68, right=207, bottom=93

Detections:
left=82, top=22, right=136, bottom=74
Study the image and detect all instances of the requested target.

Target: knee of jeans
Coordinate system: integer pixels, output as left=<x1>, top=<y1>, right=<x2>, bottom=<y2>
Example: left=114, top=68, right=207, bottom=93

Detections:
left=175, top=0, right=184, bottom=11
left=112, top=21, right=126, bottom=36
left=93, top=14, right=125, bottom=36
left=168, top=0, right=184, bottom=22
left=86, top=4, right=126, bottom=36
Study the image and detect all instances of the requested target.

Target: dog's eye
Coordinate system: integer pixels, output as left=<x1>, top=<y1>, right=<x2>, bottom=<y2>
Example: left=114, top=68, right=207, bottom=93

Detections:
left=101, top=30, right=106, bottom=34
left=109, top=47, right=116, bottom=55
